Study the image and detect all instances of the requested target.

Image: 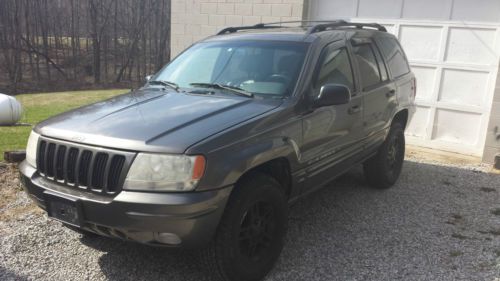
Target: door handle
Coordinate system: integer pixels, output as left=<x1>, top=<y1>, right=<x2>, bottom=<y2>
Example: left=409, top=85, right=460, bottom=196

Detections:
left=348, top=105, right=361, bottom=114
left=386, top=89, right=396, bottom=98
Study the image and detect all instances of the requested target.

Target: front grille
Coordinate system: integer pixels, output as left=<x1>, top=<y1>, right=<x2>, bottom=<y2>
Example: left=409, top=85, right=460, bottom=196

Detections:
left=36, top=138, right=133, bottom=195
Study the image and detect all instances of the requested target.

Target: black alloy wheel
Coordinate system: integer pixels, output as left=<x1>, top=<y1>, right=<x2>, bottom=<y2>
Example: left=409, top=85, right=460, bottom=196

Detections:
left=363, top=122, right=405, bottom=188
left=238, top=200, right=276, bottom=262
left=201, top=173, right=287, bottom=281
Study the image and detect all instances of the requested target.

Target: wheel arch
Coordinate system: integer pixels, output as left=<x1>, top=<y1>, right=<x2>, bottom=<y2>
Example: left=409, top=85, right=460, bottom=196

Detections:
left=236, top=157, right=293, bottom=198
left=392, top=109, right=409, bottom=130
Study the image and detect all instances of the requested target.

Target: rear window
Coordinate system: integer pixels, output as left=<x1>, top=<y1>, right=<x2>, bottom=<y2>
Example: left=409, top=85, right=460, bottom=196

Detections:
left=377, top=37, right=410, bottom=78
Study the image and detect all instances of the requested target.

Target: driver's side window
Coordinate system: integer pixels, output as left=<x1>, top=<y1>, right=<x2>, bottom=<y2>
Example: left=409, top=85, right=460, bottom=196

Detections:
left=314, top=45, right=355, bottom=96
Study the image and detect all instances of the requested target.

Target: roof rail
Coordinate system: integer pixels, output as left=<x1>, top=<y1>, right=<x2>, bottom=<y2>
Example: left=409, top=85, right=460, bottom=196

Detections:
left=216, top=20, right=386, bottom=36
left=216, top=20, right=348, bottom=35
left=307, top=22, right=387, bottom=34
left=217, top=24, right=278, bottom=35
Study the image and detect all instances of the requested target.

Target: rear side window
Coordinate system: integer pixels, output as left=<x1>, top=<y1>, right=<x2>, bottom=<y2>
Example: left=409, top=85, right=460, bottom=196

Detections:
left=352, top=44, right=381, bottom=89
left=372, top=45, right=389, bottom=81
left=377, top=37, right=410, bottom=78
left=314, top=46, right=355, bottom=93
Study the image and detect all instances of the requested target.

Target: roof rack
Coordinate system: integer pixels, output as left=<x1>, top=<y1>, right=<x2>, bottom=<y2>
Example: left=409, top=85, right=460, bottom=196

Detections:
left=216, top=20, right=386, bottom=36
left=217, top=24, right=280, bottom=35
left=307, top=22, right=387, bottom=34
left=216, top=20, right=344, bottom=35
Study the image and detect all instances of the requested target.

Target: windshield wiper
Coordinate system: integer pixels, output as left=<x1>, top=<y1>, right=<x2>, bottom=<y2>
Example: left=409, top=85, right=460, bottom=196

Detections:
left=148, top=80, right=179, bottom=92
left=190, top=83, right=253, bottom=98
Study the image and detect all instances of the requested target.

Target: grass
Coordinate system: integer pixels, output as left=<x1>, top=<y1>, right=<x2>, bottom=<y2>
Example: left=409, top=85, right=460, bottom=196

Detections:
left=0, top=89, right=128, bottom=161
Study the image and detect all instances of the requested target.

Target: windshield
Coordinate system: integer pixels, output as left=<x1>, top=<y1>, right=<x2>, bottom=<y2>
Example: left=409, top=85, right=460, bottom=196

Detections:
left=153, top=41, right=309, bottom=97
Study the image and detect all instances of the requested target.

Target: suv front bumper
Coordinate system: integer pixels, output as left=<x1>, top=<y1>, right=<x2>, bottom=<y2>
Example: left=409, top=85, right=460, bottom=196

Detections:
left=19, top=161, right=232, bottom=248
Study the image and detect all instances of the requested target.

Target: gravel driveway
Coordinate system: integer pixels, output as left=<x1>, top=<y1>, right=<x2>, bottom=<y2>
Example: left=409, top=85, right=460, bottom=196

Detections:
left=1, top=151, right=500, bottom=281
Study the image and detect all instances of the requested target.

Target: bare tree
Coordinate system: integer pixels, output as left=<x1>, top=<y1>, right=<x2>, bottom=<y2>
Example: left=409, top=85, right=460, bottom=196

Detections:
left=0, top=0, right=172, bottom=94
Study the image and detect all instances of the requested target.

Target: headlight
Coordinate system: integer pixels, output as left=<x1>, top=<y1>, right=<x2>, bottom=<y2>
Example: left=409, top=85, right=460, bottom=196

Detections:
left=124, top=153, right=206, bottom=192
left=26, top=131, right=40, bottom=168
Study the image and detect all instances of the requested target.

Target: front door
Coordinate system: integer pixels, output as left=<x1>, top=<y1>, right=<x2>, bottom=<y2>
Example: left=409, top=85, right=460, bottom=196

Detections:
left=300, top=41, right=364, bottom=193
left=351, top=38, right=397, bottom=143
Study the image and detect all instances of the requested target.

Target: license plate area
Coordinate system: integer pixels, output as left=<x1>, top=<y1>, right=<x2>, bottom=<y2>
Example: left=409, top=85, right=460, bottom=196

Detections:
left=44, top=191, right=83, bottom=227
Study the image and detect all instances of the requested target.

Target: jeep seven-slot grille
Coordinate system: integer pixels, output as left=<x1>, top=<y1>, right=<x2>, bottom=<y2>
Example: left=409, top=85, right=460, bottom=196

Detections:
left=36, top=139, right=130, bottom=194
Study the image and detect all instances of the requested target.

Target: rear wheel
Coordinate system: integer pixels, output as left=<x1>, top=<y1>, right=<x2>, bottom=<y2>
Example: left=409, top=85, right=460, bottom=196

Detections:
left=363, top=123, right=405, bottom=189
left=201, top=173, right=288, bottom=281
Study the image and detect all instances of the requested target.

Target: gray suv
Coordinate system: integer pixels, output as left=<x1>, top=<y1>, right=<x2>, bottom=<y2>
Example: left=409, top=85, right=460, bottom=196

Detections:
left=20, top=21, right=416, bottom=281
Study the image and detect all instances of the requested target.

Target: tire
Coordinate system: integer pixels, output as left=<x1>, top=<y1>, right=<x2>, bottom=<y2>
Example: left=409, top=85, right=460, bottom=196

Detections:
left=201, top=173, right=288, bottom=281
left=363, top=123, right=405, bottom=189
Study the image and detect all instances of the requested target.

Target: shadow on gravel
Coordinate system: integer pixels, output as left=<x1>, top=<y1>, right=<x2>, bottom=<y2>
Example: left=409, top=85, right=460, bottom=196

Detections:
left=0, top=266, right=30, bottom=281
left=79, top=235, right=207, bottom=281
left=77, top=160, right=500, bottom=281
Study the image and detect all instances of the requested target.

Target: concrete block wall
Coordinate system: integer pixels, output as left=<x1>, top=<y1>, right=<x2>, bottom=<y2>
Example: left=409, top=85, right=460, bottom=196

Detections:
left=171, top=0, right=305, bottom=57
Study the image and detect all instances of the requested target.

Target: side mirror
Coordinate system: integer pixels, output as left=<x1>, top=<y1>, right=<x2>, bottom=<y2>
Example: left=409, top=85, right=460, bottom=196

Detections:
left=313, top=84, right=351, bottom=108
left=145, top=75, right=153, bottom=82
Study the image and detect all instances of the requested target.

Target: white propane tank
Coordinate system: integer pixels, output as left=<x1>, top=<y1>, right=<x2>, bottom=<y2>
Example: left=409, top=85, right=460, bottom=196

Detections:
left=0, top=93, right=23, bottom=125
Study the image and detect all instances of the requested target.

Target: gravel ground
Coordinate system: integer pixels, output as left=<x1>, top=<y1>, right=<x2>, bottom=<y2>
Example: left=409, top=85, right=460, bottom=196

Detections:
left=1, top=152, right=500, bottom=281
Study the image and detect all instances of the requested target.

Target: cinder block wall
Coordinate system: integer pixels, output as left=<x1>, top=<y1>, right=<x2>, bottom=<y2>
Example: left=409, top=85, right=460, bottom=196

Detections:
left=171, top=0, right=305, bottom=57
left=483, top=68, right=500, bottom=165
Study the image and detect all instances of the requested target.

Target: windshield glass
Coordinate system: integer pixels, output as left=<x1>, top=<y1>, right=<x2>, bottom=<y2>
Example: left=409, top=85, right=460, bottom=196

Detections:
left=153, top=41, right=309, bottom=97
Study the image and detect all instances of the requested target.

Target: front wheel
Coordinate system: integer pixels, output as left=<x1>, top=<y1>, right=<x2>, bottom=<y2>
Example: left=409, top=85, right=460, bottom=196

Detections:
left=363, top=123, right=405, bottom=189
left=201, top=173, right=288, bottom=281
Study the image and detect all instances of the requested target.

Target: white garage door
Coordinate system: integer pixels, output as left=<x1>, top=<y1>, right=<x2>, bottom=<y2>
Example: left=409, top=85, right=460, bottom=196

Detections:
left=307, top=0, right=500, bottom=156
left=353, top=20, right=500, bottom=155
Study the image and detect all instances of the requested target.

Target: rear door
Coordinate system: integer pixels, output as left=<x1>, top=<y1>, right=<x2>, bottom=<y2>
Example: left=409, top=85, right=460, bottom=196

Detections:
left=300, top=40, right=364, bottom=192
left=350, top=37, right=397, bottom=145
left=375, top=35, right=414, bottom=111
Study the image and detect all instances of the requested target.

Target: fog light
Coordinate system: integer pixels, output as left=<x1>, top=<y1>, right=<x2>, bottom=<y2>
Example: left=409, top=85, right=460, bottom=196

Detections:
left=155, top=232, right=181, bottom=245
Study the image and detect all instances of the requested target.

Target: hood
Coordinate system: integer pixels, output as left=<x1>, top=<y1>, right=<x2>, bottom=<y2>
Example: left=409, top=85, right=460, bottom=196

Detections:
left=35, top=89, right=282, bottom=153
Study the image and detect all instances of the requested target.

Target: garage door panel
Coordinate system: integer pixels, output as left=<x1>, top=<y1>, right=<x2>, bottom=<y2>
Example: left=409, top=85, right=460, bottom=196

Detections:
left=432, top=109, right=482, bottom=145
left=406, top=106, right=431, bottom=138
left=310, top=0, right=356, bottom=19
left=402, top=0, right=451, bottom=20
left=451, top=0, right=500, bottom=22
left=399, top=25, right=443, bottom=61
left=445, top=27, right=497, bottom=66
left=438, top=69, right=489, bottom=107
left=357, top=0, right=403, bottom=18
left=412, top=66, right=437, bottom=101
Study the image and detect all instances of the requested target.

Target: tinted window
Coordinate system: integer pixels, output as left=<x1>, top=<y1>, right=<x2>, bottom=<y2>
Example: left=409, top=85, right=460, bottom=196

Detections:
left=315, top=46, right=354, bottom=93
left=373, top=44, right=388, bottom=81
left=377, top=37, right=410, bottom=78
left=353, top=44, right=381, bottom=89
left=154, top=41, right=308, bottom=97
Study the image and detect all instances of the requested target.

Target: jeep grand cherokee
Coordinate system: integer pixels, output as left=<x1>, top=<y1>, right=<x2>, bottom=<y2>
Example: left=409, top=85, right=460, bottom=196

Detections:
left=20, top=20, right=416, bottom=281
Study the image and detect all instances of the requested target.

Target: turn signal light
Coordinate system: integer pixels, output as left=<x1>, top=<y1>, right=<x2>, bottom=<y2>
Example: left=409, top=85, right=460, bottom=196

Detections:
left=192, top=155, right=206, bottom=180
